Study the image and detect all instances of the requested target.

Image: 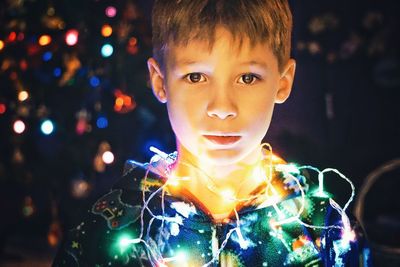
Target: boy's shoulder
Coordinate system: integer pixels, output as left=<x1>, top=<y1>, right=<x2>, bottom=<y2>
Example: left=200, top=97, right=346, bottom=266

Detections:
left=52, top=161, right=154, bottom=266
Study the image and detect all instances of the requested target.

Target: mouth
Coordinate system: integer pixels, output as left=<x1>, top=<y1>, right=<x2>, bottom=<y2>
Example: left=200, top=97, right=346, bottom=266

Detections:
left=203, top=135, right=242, bottom=146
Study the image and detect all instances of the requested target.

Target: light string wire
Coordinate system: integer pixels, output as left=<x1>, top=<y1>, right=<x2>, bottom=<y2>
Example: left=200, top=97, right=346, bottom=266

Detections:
left=121, top=145, right=356, bottom=266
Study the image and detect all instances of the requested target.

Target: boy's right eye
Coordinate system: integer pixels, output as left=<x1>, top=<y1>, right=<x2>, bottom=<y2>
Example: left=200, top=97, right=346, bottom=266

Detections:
left=185, top=73, right=206, bottom=83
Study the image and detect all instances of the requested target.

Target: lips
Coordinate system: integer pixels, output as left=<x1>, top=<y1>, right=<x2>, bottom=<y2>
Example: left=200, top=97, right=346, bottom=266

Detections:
left=203, top=135, right=242, bottom=145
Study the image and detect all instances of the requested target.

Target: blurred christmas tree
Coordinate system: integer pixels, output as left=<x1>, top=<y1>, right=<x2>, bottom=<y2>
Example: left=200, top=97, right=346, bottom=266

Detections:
left=0, top=0, right=173, bottom=254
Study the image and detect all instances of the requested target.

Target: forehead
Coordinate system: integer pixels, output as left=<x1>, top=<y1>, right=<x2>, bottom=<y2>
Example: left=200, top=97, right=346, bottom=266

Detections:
left=165, top=27, right=278, bottom=70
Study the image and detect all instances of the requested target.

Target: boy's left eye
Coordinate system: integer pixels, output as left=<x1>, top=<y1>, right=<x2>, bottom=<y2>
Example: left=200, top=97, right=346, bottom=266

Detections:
left=238, top=74, right=259, bottom=85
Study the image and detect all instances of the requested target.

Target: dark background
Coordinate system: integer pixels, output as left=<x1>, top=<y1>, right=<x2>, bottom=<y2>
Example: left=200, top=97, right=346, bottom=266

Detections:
left=0, top=0, right=399, bottom=265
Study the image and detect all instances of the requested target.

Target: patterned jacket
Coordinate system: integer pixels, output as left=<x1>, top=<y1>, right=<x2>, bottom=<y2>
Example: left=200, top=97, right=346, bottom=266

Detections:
left=53, top=157, right=372, bottom=266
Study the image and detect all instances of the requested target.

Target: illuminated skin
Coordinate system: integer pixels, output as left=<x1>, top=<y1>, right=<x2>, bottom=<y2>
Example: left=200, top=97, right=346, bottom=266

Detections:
left=148, top=27, right=296, bottom=219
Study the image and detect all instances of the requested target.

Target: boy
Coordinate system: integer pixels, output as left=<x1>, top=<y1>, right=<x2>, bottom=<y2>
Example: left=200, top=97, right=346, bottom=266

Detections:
left=53, top=0, right=372, bottom=266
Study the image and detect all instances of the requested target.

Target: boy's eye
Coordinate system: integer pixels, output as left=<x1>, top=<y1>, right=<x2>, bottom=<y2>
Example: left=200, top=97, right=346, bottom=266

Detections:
left=185, top=73, right=206, bottom=83
left=238, top=74, right=258, bottom=85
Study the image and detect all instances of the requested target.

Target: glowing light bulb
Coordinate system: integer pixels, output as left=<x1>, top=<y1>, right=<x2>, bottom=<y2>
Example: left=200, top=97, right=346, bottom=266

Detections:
left=38, top=35, right=52, bottom=46
left=102, top=151, right=114, bottom=164
left=164, top=251, right=188, bottom=263
left=118, top=235, right=140, bottom=252
left=167, top=175, right=180, bottom=187
left=105, top=6, right=117, bottom=18
left=18, top=91, right=29, bottom=101
left=175, top=251, right=187, bottom=262
left=101, top=24, right=113, bottom=37
left=101, top=43, right=113, bottom=57
left=13, top=120, right=26, bottom=134
left=41, top=119, right=54, bottom=135
left=342, top=228, right=356, bottom=243
left=65, top=29, right=79, bottom=46
left=149, top=146, right=169, bottom=159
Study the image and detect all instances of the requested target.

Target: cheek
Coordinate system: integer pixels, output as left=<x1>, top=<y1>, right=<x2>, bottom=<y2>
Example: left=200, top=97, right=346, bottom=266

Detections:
left=166, top=97, right=200, bottom=136
left=244, top=98, right=275, bottom=133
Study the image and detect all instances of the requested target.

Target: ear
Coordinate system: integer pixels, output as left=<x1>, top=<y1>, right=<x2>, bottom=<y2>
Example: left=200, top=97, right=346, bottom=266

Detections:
left=147, top=57, right=167, bottom=103
left=275, top=59, right=296, bottom=104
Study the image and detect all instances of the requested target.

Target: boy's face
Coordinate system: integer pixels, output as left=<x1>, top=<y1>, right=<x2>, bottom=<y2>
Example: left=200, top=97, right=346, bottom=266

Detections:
left=148, top=27, right=295, bottom=167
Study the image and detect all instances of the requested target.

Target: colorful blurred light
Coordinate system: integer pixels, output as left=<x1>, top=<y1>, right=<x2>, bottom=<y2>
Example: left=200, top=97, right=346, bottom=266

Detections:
left=0, top=103, right=6, bottom=114
left=65, top=29, right=79, bottom=46
left=18, top=91, right=29, bottom=101
left=126, top=37, right=138, bottom=55
left=42, top=51, right=53, bottom=61
left=105, top=6, right=117, bottom=18
left=53, top=67, right=62, bottom=77
left=89, top=76, right=100, bottom=87
left=101, top=43, right=113, bottom=57
left=113, top=89, right=136, bottom=113
left=101, top=24, right=113, bottom=37
left=19, top=59, right=28, bottom=71
left=102, top=151, right=114, bottom=164
left=71, top=179, right=90, bottom=198
left=17, top=32, right=25, bottom=41
left=41, top=119, right=55, bottom=135
left=76, top=119, right=88, bottom=135
left=0, top=40, right=4, bottom=51
left=13, top=120, right=26, bottom=134
left=22, top=196, right=35, bottom=217
left=96, top=116, right=108, bottom=128
left=38, top=34, right=52, bottom=46
left=8, top=32, right=17, bottom=42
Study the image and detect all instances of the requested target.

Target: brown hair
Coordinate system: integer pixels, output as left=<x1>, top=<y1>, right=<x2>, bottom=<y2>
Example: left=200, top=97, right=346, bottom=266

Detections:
left=151, top=0, right=292, bottom=71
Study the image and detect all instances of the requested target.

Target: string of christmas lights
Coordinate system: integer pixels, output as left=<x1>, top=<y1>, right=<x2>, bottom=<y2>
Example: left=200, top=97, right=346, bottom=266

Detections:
left=114, top=145, right=357, bottom=266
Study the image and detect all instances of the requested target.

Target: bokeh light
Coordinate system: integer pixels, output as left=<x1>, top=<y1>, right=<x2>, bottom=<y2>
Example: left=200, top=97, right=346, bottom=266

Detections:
left=8, top=32, right=17, bottom=42
left=22, top=196, right=35, bottom=217
left=71, top=179, right=90, bottom=198
left=53, top=67, right=62, bottom=77
left=101, top=24, right=113, bottom=37
left=101, top=43, right=113, bottom=57
left=126, top=37, right=138, bottom=55
left=42, top=51, right=52, bottom=61
left=18, top=91, right=29, bottom=101
left=13, top=120, right=26, bottom=134
left=75, top=119, right=88, bottom=135
left=0, top=40, right=4, bottom=51
left=0, top=103, right=6, bottom=114
left=113, top=89, right=136, bottom=113
left=65, top=29, right=79, bottom=46
left=19, top=59, right=28, bottom=71
left=102, top=151, right=114, bottom=164
left=89, top=76, right=100, bottom=87
left=17, top=32, right=24, bottom=41
left=38, top=35, right=52, bottom=46
left=41, top=119, right=54, bottom=135
left=96, top=116, right=108, bottom=129
left=105, top=6, right=117, bottom=18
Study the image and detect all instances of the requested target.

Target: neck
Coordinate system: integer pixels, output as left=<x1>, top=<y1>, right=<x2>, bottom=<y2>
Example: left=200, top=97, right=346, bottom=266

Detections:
left=172, top=143, right=265, bottom=196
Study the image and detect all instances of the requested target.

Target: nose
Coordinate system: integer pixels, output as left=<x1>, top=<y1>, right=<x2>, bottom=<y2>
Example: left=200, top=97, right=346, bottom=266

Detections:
left=206, top=88, right=237, bottom=120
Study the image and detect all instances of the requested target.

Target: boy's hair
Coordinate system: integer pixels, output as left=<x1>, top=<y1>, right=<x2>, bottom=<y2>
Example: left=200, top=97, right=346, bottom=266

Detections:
left=151, top=0, right=292, bottom=72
